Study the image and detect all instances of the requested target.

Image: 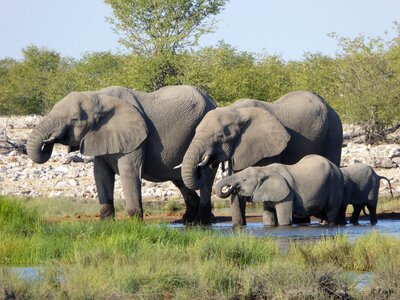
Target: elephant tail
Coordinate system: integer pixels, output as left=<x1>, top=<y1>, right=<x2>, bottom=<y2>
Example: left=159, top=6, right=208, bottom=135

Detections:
left=379, top=176, right=394, bottom=198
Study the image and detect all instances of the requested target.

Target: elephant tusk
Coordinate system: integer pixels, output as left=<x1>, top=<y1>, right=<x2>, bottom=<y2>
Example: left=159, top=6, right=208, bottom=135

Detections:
left=43, top=137, right=56, bottom=144
left=173, top=164, right=182, bottom=169
left=197, top=155, right=210, bottom=167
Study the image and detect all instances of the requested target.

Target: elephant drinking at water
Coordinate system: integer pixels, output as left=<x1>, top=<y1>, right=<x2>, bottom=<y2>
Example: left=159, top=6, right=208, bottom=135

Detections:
left=215, top=155, right=347, bottom=226
left=181, top=90, right=343, bottom=226
left=27, top=85, right=216, bottom=222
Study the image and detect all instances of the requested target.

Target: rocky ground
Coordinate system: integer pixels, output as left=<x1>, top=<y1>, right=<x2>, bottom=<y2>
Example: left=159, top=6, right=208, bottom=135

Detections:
left=1, top=116, right=400, bottom=205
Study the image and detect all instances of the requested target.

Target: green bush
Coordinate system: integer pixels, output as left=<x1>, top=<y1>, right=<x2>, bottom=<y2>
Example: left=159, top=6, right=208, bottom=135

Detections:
left=1, top=27, right=400, bottom=142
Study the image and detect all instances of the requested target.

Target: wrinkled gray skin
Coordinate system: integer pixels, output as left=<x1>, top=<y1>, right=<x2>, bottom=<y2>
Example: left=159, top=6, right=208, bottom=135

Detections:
left=182, top=90, right=343, bottom=226
left=341, top=163, right=393, bottom=225
left=27, top=85, right=216, bottom=223
left=215, top=155, right=347, bottom=226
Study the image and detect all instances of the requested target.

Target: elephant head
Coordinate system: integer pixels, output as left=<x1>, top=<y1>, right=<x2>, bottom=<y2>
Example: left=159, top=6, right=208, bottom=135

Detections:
left=181, top=106, right=290, bottom=190
left=215, top=167, right=291, bottom=203
left=27, top=91, right=148, bottom=163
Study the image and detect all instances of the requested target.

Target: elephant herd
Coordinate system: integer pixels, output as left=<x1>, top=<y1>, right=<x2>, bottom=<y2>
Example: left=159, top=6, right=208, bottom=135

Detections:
left=27, top=85, right=392, bottom=226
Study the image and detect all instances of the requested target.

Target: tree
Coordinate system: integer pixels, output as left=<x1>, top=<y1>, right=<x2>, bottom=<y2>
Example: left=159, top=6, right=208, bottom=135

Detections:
left=104, top=0, right=228, bottom=89
left=286, top=52, right=338, bottom=104
left=105, top=0, right=227, bottom=54
left=0, top=46, right=63, bottom=115
left=330, top=32, right=400, bottom=142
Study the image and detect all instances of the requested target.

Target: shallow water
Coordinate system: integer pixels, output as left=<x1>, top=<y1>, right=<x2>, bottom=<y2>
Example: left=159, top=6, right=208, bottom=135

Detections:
left=169, top=219, right=400, bottom=241
left=5, top=267, right=43, bottom=281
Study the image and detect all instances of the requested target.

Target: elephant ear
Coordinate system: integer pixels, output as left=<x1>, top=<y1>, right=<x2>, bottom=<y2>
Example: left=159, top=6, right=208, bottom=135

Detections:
left=232, top=107, right=290, bottom=171
left=252, top=174, right=291, bottom=203
left=80, top=95, right=148, bottom=156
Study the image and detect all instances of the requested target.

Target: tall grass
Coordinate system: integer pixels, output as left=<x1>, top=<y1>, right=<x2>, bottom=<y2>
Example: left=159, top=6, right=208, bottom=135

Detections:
left=1, top=196, right=400, bottom=299
left=0, top=197, right=42, bottom=236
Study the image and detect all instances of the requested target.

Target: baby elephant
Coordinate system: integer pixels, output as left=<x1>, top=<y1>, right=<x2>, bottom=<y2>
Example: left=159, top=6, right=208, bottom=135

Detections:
left=215, top=155, right=346, bottom=226
left=341, top=163, right=393, bottom=225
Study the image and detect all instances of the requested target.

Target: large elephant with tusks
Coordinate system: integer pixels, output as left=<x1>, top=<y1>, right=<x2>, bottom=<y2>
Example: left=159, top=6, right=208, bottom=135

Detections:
left=27, top=85, right=216, bottom=222
left=181, top=90, right=343, bottom=226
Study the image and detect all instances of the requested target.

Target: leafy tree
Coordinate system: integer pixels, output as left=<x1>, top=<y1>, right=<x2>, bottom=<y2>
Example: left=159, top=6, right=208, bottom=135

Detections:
left=179, top=43, right=256, bottom=104
left=105, top=0, right=227, bottom=54
left=286, top=53, right=338, bottom=104
left=251, top=54, right=291, bottom=102
left=104, top=0, right=228, bottom=89
left=330, top=32, right=400, bottom=142
left=0, top=46, right=62, bottom=114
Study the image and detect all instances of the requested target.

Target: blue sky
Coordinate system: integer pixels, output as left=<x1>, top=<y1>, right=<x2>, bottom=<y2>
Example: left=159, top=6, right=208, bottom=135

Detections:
left=1, top=0, right=399, bottom=61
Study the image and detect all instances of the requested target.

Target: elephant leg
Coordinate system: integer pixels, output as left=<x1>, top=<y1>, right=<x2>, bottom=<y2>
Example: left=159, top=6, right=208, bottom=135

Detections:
left=117, top=151, right=144, bottom=219
left=335, top=202, right=348, bottom=226
left=350, top=204, right=363, bottom=225
left=275, top=200, right=293, bottom=226
left=367, top=204, right=377, bottom=225
left=262, top=203, right=277, bottom=226
left=94, top=157, right=116, bottom=220
left=198, top=167, right=217, bottom=225
left=172, top=179, right=200, bottom=223
left=231, top=194, right=247, bottom=226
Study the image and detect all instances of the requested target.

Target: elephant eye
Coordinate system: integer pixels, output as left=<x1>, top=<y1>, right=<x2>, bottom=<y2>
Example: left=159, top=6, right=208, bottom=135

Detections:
left=70, top=116, right=79, bottom=123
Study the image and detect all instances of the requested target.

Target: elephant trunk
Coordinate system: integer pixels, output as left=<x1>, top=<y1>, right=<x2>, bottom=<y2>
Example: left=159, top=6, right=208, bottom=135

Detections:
left=27, top=115, right=63, bottom=164
left=181, top=139, right=209, bottom=190
left=215, top=176, right=237, bottom=198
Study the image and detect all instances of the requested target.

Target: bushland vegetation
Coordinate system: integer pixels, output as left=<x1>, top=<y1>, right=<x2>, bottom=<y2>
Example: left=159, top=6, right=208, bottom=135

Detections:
left=1, top=25, right=400, bottom=142
left=1, top=196, right=400, bottom=299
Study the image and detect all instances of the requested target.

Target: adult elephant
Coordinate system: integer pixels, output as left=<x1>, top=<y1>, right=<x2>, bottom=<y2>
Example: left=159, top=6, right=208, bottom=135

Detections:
left=27, top=85, right=216, bottom=222
left=181, top=90, right=343, bottom=226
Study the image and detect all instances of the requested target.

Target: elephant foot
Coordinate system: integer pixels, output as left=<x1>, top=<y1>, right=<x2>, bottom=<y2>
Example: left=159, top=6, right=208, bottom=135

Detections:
left=127, top=208, right=143, bottom=220
left=193, top=202, right=215, bottom=225
left=350, top=221, right=360, bottom=226
left=182, top=208, right=198, bottom=224
left=100, top=204, right=115, bottom=221
left=195, top=211, right=215, bottom=225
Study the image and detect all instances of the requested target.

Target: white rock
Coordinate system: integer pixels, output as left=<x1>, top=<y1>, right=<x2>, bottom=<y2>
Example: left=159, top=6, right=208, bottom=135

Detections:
left=69, top=179, right=79, bottom=186
left=54, top=166, right=69, bottom=174
left=55, top=181, right=67, bottom=188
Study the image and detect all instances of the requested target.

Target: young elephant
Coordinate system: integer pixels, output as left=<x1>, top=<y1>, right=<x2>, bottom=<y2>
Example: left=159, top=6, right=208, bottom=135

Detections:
left=341, top=163, right=393, bottom=225
left=215, top=155, right=346, bottom=226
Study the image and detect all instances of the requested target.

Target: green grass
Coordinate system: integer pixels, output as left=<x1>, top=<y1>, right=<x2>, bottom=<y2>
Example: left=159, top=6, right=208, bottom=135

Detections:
left=1, top=195, right=400, bottom=299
